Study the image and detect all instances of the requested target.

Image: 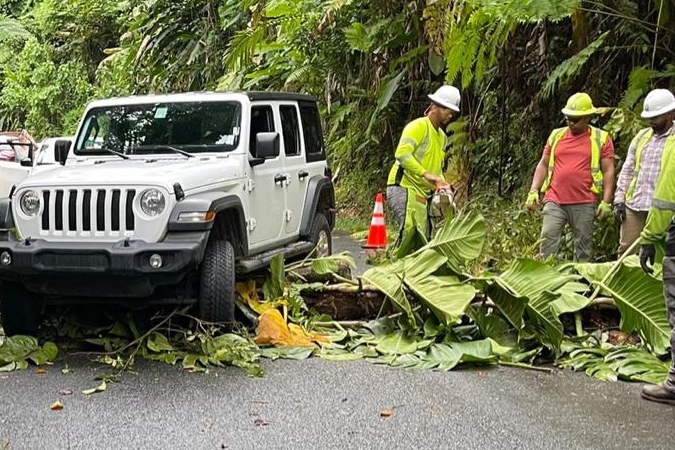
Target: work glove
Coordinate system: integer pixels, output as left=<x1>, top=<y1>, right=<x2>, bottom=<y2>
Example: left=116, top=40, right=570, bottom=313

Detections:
left=613, top=202, right=626, bottom=223
left=525, top=190, right=540, bottom=211
left=434, top=180, right=452, bottom=193
left=639, top=244, right=655, bottom=274
left=596, top=201, right=613, bottom=219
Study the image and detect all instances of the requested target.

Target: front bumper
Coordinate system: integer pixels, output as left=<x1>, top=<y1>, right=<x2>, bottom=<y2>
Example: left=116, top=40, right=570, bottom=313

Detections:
left=0, top=232, right=209, bottom=297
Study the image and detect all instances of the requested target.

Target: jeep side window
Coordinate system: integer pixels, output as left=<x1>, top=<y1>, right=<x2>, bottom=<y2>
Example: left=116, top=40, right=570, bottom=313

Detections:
left=249, top=106, right=275, bottom=156
left=299, top=104, right=325, bottom=162
left=280, top=105, right=301, bottom=156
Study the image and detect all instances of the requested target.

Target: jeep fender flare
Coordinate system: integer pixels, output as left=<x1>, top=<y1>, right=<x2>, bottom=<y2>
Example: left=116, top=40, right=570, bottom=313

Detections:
left=0, top=198, right=15, bottom=231
left=299, top=176, right=335, bottom=238
left=168, top=192, right=248, bottom=256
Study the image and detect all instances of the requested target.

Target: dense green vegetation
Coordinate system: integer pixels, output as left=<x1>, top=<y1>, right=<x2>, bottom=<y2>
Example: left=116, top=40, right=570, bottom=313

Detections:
left=2, top=0, right=675, bottom=385
left=2, top=0, right=672, bottom=262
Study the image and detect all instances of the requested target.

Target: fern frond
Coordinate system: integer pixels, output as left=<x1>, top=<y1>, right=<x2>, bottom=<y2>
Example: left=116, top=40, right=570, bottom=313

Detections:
left=619, top=66, right=653, bottom=110
left=285, top=65, right=310, bottom=86
left=540, top=31, right=609, bottom=99
left=469, top=0, right=580, bottom=22
left=0, top=17, right=33, bottom=41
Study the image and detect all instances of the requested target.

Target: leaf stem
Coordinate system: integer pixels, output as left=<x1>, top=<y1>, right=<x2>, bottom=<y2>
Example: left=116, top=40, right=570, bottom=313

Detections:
left=499, top=360, right=553, bottom=373
left=587, top=239, right=640, bottom=303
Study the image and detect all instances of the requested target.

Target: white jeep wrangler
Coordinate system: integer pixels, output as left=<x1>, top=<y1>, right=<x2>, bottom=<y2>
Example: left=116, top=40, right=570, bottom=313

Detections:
left=0, top=91, right=335, bottom=335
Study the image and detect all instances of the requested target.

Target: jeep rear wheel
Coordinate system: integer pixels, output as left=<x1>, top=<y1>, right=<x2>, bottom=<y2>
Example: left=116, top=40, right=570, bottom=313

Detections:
left=198, top=240, right=235, bottom=325
left=309, top=213, right=332, bottom=258
left=0, top=281, right=40, bottom=336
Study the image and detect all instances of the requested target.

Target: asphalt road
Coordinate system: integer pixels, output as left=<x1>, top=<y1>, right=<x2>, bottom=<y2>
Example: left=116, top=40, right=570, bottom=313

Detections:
left=1, top=231, right=674, bottom=449
left=1, top=357, right=674, bottom=450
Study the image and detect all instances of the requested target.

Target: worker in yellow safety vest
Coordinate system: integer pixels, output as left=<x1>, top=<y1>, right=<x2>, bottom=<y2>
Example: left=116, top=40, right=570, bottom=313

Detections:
left=525, top=92, right=615, bottom=262
left=386, top=85, right=461, bottom=258
left=614, top=89, right=675, bottom=255
left=637, top=90, right=675, bottom=406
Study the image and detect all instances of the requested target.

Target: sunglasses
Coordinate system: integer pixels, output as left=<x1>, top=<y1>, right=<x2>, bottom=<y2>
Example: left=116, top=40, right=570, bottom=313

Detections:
left=565, top=116, right=585, bottom=123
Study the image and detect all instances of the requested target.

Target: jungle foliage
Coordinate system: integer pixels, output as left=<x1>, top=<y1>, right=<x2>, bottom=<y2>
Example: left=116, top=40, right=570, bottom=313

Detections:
left=1, top=0, right=674, bottom=209
left=1, top=0, right=673, bottom=259
left=0, top=1, right=674, bottom=383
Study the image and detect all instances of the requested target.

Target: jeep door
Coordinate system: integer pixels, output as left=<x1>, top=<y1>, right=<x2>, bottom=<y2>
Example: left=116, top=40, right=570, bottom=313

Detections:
left=247, top=105, right=286, bottom=249
left=277, top=103, right=305, bottom=235
left=278, top=102, right=328, bottom=236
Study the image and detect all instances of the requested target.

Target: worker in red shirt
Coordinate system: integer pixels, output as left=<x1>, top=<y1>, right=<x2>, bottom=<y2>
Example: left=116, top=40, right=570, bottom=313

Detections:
left=525, top=92, right=615, bottom=262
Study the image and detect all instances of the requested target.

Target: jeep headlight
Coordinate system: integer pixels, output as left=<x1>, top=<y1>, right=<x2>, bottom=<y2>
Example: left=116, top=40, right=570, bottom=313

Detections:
left=140, top=189, right=166, bottom=217
left=20, top=190, right=41, bottom=216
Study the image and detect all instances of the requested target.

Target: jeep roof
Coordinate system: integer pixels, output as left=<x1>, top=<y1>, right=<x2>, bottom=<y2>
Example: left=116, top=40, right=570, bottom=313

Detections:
left=84, top=91, right=317, bottom=109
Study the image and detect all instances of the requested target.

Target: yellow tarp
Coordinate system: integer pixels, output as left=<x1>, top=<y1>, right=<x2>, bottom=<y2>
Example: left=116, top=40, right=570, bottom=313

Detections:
left=254, top=309, right=328, bottom=347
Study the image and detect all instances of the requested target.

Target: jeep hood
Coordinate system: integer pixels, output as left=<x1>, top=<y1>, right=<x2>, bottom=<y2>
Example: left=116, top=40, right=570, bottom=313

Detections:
left=16, top=157, right=245, bottom=192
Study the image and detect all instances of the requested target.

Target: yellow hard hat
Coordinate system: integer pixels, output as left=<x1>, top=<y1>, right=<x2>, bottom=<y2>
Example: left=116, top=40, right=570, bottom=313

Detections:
left=561, top=92, right=597, bottom=116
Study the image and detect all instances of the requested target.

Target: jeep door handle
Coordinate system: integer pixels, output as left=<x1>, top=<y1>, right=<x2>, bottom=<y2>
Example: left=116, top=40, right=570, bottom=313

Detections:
left=298, top=170, right=309, bottom=180
left=274, top=174, right=288, bottom=184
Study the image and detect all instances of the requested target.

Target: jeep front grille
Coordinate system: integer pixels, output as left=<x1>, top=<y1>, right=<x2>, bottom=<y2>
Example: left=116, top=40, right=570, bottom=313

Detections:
left=40, top=188, right=136, bottom=235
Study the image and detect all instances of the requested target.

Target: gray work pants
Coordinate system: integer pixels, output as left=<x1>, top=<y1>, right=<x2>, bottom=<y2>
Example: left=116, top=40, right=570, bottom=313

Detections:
left=386, top=185, right=407, bottom=246
left=617, top=207, right=647, bottom=255
left=661, top=256, right=675, bottom=392
left=540, top=202, right=596, bottom=262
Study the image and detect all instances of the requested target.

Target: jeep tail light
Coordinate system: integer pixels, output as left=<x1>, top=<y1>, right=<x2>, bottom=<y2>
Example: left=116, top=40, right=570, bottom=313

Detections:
left=324, top=167, right=332, bottom=179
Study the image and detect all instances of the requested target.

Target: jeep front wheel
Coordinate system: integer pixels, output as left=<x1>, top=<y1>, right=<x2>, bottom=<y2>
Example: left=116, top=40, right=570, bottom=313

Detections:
left=309, top=213, right=332, bottom=258
left=0, top=281, right=40, bottom=336
left=198, top=240, right=235, bottom=324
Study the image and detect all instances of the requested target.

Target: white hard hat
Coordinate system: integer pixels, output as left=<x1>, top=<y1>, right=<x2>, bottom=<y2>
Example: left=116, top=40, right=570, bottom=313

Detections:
left=641, top=89, right=675, bottom=118
left=428, top=85, right=461, bottom=112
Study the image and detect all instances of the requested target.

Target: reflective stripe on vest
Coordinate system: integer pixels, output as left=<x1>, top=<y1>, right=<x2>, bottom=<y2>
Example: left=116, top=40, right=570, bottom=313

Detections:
left=651, top=134, right=675, bottom=211
left=392, top=122, right=432, bottom=184
left=625, top=128, right=653, bottom=201
left=540, top=126, right=609, bottom=195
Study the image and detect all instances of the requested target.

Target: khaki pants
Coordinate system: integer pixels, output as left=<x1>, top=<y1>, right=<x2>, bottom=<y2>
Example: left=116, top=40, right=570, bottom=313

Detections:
left=617, top=207, right=648, bottom=255
left=540, top=202, right=595, bottom=262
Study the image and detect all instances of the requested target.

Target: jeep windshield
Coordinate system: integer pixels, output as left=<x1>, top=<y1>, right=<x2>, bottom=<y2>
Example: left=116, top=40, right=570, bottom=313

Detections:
left=74, top=101, right=241, bottom=155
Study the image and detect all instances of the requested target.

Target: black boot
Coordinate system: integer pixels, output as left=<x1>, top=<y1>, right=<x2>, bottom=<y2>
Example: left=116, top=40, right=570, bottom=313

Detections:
left=641, top=384, right=675, bottom=405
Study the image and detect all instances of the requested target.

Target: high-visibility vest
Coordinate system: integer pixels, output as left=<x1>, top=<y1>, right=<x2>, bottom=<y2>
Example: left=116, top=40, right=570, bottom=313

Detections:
left=625, top=127, right=675, bottom=201
left=386, top=117, right=446, bottom=196
left=540, top=126, right=609, bottom=195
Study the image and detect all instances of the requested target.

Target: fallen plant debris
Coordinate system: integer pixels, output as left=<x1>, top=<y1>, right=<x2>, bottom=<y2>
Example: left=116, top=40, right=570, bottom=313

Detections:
left=0, top=213, right=670, bottom=390
left=0, top=336, right=58, bottom=372
left=50, top=400, right=64, bottom=411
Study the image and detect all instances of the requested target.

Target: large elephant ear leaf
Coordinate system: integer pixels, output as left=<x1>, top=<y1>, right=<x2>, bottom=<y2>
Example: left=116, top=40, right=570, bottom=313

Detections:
left=404, top=275, right=476, bottom=326
left=411, top=213, right=485, bottom=273
left=362, top=265, right=415, bottom=327
left=525, top=290, right=564, bottom=352
left=483, top=280, right=528, bottom=330
left=592, top=265, right=670, bottom=355
left=550, top=281, right=592, bottom=316
left=484, top=259, right=579, bottom=352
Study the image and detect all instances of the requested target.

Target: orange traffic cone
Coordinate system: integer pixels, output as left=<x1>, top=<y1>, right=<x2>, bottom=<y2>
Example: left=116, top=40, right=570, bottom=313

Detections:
left=362, top=192, right=387, bottom=248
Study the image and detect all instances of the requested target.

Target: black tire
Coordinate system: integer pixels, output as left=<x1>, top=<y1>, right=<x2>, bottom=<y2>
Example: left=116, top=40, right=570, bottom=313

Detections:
left=309, top=213, right=332, bottom=257
left=0, top=281, right=40, bottom=336
left=198, top=240, right=236, bottom=324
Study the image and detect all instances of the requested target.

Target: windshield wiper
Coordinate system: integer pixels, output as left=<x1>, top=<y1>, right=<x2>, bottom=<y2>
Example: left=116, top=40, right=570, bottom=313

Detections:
left=142, top=145, right=194, bottom=158
left=100, top=147, right=129, bottom=160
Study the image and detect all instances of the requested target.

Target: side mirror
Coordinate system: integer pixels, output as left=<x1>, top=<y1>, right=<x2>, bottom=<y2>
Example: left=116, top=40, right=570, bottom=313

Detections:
left=20, top=157, right=33, bottom=167
left=54, top=140, right=71, bottom=165
left=249, top=132, right=279, bottom=167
